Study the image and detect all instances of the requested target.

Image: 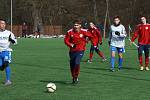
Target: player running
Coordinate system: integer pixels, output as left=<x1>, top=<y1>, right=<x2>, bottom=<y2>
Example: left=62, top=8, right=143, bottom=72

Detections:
left=87, top=22, right=106, bottom=63
left=131, top=16, right=150, bottom=71
left=0, top=19, right=17, bottom=85
left=108, top=16, right=127, bottom=72
left=64, top=20, right=92, bottom=84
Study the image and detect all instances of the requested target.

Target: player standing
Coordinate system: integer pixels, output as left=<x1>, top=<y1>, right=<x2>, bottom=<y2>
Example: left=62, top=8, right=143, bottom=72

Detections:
left=131, top=16, right=150, bottom=71
left=0, top=19, right=17, bottom=85
left=108, top=16, right=127, bottom=71
left=64, top=20, right=92, bottom=84
left=87, top=22, right=106, bottom=63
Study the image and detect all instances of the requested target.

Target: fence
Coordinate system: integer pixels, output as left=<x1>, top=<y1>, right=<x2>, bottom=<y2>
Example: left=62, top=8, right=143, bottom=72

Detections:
left=6, top=25, right=63, bottom=37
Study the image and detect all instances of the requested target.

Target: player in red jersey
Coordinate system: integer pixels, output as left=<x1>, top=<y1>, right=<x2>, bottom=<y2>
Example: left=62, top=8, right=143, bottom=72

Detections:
left=64, top=20, right=93, bottom=84
left=87, top=22, right=106, bottom=63
left=131, top=16, right=150, bottom=71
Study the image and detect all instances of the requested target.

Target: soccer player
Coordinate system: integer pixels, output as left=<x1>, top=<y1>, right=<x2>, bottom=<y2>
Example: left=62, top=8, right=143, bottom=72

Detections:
left=22, top=22, right=28, bottom=38
left=0, top=19, right=17, bottom=85
left=131, top=16, right=150, bottom=71
left=64, top=20, right=92, bottom=84
left=87, top=22, right=106, bottom=63
left=108, top=16, right=127, bottom=71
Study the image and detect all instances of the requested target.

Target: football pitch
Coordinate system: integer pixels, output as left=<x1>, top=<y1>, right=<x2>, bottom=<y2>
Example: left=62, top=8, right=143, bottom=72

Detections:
left=0, top=38, right=150, bottom=100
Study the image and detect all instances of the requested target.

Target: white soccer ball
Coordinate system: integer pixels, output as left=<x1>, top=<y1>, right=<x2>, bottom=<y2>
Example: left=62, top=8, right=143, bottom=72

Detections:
left=46, top=83, right=56, bottom=93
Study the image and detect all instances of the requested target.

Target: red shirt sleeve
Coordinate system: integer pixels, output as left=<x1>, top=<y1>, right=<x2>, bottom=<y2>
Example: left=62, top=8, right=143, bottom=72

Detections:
left=131, top=25, right=139, bottom=42
left=64, top=32, right=73, bottom=47
left=84, top=31, right=93, bottom=38
left=96, top=29, right=102, bottom=43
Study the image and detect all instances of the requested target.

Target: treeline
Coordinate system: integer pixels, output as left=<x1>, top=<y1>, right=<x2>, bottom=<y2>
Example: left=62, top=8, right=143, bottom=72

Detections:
left=0, top=0, right=150, bottom=34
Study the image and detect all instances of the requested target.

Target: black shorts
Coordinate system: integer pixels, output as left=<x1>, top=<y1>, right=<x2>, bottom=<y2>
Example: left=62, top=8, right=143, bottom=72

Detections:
left=69, top=51, right=84, bottom=68
left=138, top=44, right=150, bottom=56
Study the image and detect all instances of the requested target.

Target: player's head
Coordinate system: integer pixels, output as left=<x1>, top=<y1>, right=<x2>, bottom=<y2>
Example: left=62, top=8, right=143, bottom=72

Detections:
left=89, top=22, right=96, bottom=29
left=23, top=22, right=26, bottom=25
left=113, top=16, right=120, bottom=26
left=73, top=19, right=82, bottom=31
left=0, top=19, right=6, bottom=30
left=140, top=16, right=147, bottom=24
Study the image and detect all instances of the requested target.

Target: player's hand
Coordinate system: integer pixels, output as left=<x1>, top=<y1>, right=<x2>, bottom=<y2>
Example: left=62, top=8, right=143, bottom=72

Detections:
left=99, top=42, right=102, bottom=45
left=108, top=41, right=111, bottom=46
left=71, top=44, right=76, bottom=48
left=130, top=41, right=133, bottom=46
left=115, top=31, right=120, bottom=36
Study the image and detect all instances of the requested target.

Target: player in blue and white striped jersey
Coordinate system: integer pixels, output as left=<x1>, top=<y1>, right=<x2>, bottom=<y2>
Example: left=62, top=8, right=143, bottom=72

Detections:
left=108, top=16, right=127, bottom=71
left=0, top=19, right=17, bottom=85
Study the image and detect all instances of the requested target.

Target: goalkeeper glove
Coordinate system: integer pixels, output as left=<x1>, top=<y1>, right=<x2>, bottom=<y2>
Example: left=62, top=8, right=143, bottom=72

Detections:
left=115, top=31, right=120, bottom=36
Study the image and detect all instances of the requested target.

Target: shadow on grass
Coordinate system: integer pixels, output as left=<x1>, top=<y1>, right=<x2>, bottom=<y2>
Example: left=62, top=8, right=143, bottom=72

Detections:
left=126, top=48, right=137, bottom=50
left=84, top=65, right=150, bottom=81
left=123, top=67, right=137, bottom=70
left=86, top=64, right=138, bottom=71
left=80, top=59, right=107, bottom=63
left=86, top=67, right=108, bottom=71
left=15, top=62, right=150, bottom=82
left=40, top=80, right=71, bottom=85
left=80, top=70, right=150, bottom=82
left=14, top=62, right=68, bottom=71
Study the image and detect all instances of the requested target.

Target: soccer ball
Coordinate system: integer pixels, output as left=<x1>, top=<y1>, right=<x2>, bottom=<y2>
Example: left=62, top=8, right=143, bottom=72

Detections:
left=46, top=83, right=56, bottom=93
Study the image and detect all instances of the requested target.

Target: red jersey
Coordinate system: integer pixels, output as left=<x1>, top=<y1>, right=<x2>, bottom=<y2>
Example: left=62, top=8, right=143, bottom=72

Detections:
left=88, top=27, right=102, bottom=46
left=131, top=24, right=150, bottom=45
left=64, top=28, right=92, bottom=52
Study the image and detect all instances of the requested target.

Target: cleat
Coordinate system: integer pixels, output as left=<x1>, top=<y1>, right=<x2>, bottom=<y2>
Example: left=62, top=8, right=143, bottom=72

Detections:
left=119, top=67, right=122, bottom=70
left=102, top=58, right=107, bottom=62
left=74, top=78, right=79, bottom=84
left=118, top=67, right=122, bottom=71
left=72, top=80, right=75, bottom=84
left=146, top=67, right=149, bottom=71
left=110, top=69, right=115, bottom=72
left=4, top=80, right=12, bottom=86
left=140, top=66, right=144, bottom=71
left=72, top=78, right=79, bottom=85
left=87, top=59, right=92, bottom=63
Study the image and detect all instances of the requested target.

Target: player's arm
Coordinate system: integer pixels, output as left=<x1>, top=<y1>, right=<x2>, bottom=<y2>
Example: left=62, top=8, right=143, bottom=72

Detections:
left=9, top=32, right=17, bottom=45
left=108, top=27, right=112, bottom=46
left=85, top=30, right=92, bottom=43
left=85, top=31, right=93, bottom=39
left=131, top=25, right=139, bottom=42
left=64, top=32, right=74, bottom=48
left=96, top=29, right=102, bottom=44
left=119, top=26, right=127, bottom=38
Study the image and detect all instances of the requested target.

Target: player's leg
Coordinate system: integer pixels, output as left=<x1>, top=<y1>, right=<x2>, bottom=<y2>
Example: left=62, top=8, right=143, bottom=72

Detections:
left=117, top=48, right=123, bottom=70
left=88, top=45, right=94, bottom=63
left=138, top=44, right=144, bottom=70
left=144, top=45, right=150, bottom=70
left=0, top=53, right=3, bottom=70
left=22, top=31, right=25, bottom=37
left=94, top=45, right=106, bottom=61
left=69, top=52, right=76, bottom=83
left=74, top=51, right=84, bottom=84
left=2, top=51, right=12, bottom=85
left=25, top=30, right=27, bottom=38
left=110, top=46, right=116, bottom=71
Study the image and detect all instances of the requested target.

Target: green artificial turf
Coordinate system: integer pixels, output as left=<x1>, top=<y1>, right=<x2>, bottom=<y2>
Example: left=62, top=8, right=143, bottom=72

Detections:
left=0, top=38, right=150, bottom=100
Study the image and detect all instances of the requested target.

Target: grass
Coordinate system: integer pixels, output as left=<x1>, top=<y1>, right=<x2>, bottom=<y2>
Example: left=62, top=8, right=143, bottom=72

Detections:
left=0, top=38, right=149, bottom=100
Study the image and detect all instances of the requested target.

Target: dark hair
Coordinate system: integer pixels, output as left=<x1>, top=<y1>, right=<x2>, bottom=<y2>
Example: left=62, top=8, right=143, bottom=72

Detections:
left=140, top=16, right=146, bottom=19
left=73, top=19, right=82, bottom=25
left=89, top=21, right=96, bottom=25
left=0, top=19, right=6, bottom=22
left=113, top=16, right=120, bottom=20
